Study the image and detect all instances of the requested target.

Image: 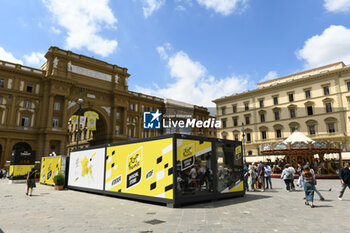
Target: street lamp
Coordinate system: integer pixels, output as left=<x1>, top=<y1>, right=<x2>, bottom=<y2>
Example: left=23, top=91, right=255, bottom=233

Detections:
left=241, top=122, right=245, bottom=157
left=76, top=98, right=83, bottom=149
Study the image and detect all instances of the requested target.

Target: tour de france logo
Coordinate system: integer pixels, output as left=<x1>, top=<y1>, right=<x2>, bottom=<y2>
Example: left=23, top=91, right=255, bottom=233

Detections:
left=126, top=147, right=143, bottom=190
left=128, top=154, right=140, bottom=170
left=181, top=143, right=195, bottom=171
left=143, top=110, right=162, bottom=129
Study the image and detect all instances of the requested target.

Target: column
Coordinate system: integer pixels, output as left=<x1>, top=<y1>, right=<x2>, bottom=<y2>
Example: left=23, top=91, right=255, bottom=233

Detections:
left=138, top=115, right=142, bottom=138
left=111, top=106, right=117, bottom=138
left=43, top=135, right=50, bottom=157
left=123, top=108, right=127, bottom=136
left=46, top=95, right=55, bottom=128
left=9, top=95, right=16, bottom=127
left=62, top=97, right=68, bottom=130
left=4, top=138, right=12, bottom=165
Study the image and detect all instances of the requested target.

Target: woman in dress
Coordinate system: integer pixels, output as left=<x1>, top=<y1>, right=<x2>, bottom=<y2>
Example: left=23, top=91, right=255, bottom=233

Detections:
left=248, top=165, right=257, bottom=191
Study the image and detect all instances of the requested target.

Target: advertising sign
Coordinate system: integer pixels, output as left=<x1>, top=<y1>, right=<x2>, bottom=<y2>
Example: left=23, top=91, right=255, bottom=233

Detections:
left=105, top=138, right=173, bottom=199
left=9, top=165, right=35, bottom=179
left=180, top=143, right=195, bottom=171
left=68, top=148, right=105, bottom=191
left=176, top=139, right=212, bottom=171
left=10, top=150, right=35, bottom=165
left=235, top=145, right=242, bottom=160
left=40, top=156, right=62, bottom=185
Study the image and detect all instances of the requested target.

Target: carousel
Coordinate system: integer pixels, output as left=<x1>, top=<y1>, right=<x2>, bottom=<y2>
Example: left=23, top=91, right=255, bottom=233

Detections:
left=260, top=131, right=342, bottom=178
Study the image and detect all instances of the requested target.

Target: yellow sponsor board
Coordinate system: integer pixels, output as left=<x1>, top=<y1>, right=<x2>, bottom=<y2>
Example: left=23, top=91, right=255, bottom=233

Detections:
left=9, top=165, right=34, bottom=178
left=229, top=180, right=244, bottom=192
left=235, top=146, right=241, bottom=155
left=105, top=138, right=173, bottom=199
left=176, top=139, right=212, bottom=171
left=40, top=156, right=62, bottom=185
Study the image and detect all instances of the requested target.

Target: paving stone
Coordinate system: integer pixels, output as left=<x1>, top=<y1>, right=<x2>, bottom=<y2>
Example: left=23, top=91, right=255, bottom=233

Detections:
left=0, top=179, right=349, bottom=232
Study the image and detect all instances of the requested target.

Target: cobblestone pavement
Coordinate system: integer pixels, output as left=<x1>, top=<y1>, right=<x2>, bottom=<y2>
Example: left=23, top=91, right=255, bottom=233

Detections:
left=0, top=178, right=349, bottom=233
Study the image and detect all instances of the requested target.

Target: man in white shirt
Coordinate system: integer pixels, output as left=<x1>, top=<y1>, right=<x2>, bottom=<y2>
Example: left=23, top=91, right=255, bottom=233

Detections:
left=288, top=165, right=296, bottom=191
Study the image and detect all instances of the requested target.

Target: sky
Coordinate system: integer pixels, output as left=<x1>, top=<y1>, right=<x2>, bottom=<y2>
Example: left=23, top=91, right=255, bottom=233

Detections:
left=1, top=0, right=350, bottom=109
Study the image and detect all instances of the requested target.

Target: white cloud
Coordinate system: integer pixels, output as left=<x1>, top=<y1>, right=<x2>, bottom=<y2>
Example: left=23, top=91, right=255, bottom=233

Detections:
left=175, top=5, right=186, bottom=11
left=157, top=46, right=168, bottom=60
left=196, top=0, right=248, bottom=16
left=23, top=52, right=46, bottom=67
left=260, top=71, right=278, bottom=82
left=142, top=0, right=165, bottom=18
left=156, top=43, right=172, bottom=60
left=324, top=0, right=350, bottom=13
left=51, top=26, right=61, bottom=34
left=42, top=0, right=118, bottom=57
left=297, top=25, right=350, bottom=68
left=136, top=46, right=251, bottom=107
left=0, top=47, right=23, bottom=64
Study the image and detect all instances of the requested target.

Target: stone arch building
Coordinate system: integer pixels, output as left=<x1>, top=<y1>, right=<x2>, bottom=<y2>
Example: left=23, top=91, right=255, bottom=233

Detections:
left=0, top=47, right=210, bottom=167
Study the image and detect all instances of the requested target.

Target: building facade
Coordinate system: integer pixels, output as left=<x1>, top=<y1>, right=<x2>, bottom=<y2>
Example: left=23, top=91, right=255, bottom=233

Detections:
left=214, top=62, right=350, bottom=157
left=0, top=47, right=209, bottom=168
left=163, top=99, right=209, bottom=136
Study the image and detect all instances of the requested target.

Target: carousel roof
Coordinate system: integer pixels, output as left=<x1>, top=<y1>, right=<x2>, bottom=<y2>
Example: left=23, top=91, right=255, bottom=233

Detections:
left=283, top=130, right=315, bottom=144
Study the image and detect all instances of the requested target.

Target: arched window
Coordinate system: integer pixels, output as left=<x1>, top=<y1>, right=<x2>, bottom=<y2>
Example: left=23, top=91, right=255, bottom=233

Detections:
left=259, top=126, right=268, bottom=140
left=12, top=142, right=32, bottom=152
left=306, top=120, right=318, bottom=135
left=288, top=122, right=300, bottom=133
left=325, top=117, right=337, bottom=133
left=273, top=124, right=283, bottom=139
left=221, top=131, right=228, bottom=140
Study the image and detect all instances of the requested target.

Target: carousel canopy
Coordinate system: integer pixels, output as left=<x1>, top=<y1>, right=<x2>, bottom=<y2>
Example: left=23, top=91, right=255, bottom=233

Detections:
left=283, top=130, right=315, bottom=144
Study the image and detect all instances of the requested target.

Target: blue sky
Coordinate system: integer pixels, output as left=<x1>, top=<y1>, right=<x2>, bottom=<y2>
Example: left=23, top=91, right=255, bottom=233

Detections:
left=1, top=0, right=350, bottom=108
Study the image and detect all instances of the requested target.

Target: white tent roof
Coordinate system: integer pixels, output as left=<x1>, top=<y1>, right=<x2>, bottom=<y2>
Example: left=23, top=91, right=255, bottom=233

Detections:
left=283, top=130, right=315, bottom=144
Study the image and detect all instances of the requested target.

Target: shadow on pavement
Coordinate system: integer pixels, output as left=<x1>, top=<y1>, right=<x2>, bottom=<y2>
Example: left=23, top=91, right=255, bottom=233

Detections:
left=314, top=205, right=333, bottom=208
left=27, top=194, right=40, bottom=197
left=185, top=193, right=272, bottom=209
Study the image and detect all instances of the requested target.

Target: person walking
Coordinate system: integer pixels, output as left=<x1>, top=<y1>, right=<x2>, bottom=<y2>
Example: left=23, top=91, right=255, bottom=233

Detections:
left=281, top=165, right=293, bottom=192
left=248, top=165, right=257, bottom=191
left=287, top=164, right=296, bottom=191
left=302, top=165, right=315, bottom=208
left=26, top=168, right=36, bottom=196
left=338, top=162, right=350, bottom=200
left=297, top=163, right=303, bottom=188
left=243, top=162, right=249, bottom=191
left=265, top=163, right=272, bottom=189
left=257, top=161, right=265, bottom=192
left=310, top=166, right=325, bottom=201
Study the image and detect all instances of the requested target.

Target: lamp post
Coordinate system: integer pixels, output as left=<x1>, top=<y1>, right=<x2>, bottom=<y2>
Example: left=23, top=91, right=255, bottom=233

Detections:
left=241, top=122, right=245, bottom=158
left=76, top=98, right=83, bottom=150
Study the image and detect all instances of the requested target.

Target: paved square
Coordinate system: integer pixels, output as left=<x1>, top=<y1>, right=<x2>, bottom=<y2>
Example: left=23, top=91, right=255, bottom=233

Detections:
left=0, top=179, right=349, bottom=233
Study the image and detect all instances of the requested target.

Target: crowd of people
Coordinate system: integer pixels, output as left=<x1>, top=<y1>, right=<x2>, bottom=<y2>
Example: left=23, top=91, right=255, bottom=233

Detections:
left=243, top=161, right=272, bottom=192
left=177, top=165, right=214, bottom=194
left=243, top=160, right=350, bottom=208
left=270, top=157, right=338, bottom=175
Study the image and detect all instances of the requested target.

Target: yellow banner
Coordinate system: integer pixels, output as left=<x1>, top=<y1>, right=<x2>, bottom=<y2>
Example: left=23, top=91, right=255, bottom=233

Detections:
left=86, top=118, right=96, bottom=131
left=84, top=111, right=99, bottom=119
left=40, top=156, right=62, bottom=185
left=71, top=115, right=78, bottom=125
left=9, top=165, right=35, bottom=178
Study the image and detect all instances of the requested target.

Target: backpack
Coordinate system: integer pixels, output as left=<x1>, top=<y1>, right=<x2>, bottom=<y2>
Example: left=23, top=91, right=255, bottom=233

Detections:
left=285, top=169, right=293, bottom=179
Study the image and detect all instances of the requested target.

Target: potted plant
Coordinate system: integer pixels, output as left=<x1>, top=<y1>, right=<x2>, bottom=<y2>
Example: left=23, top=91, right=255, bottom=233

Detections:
left=53, top=172, right=65, bottom=190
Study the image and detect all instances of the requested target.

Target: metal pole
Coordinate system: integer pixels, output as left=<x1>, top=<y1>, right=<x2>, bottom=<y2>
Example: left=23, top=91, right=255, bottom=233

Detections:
left=241, top=122, right=245, bottom=158
left=76, top=102, right=82, bottom=150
